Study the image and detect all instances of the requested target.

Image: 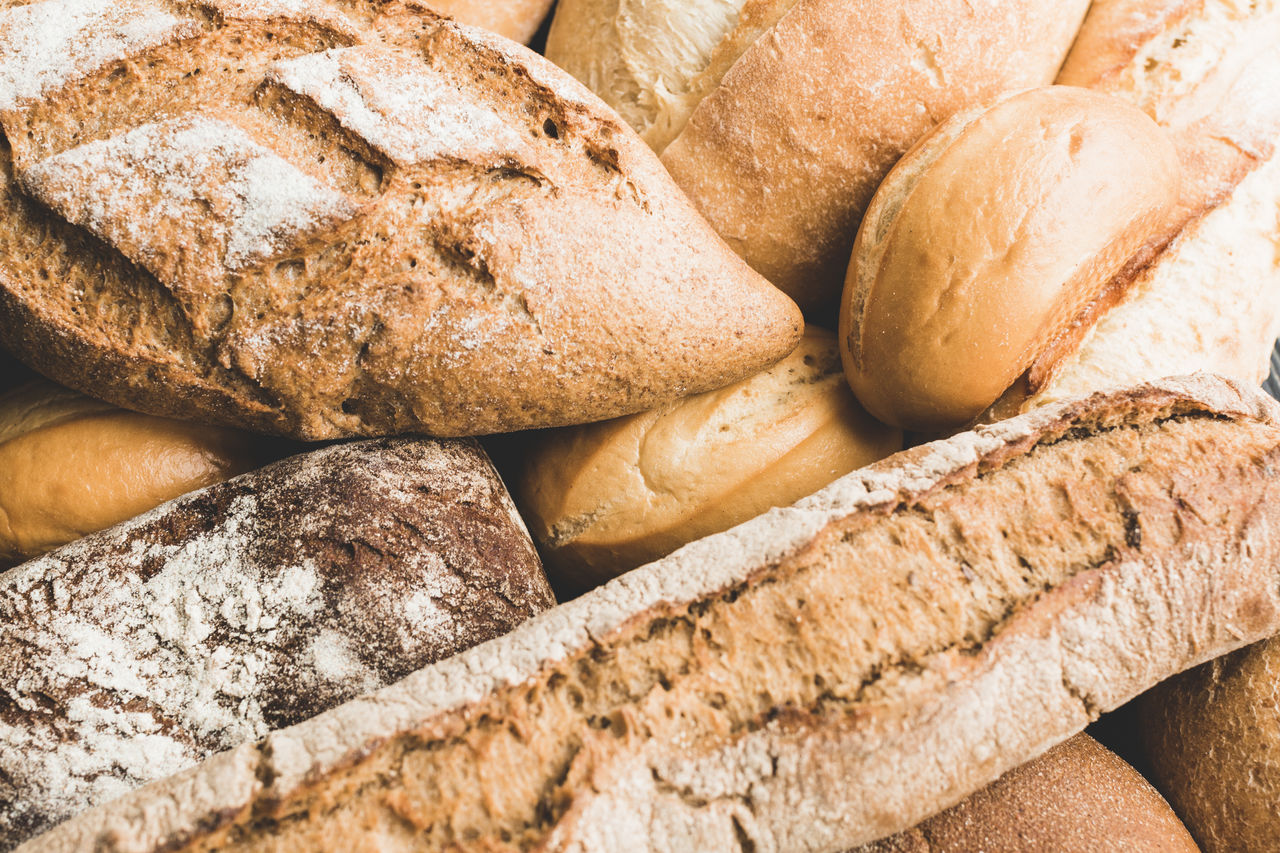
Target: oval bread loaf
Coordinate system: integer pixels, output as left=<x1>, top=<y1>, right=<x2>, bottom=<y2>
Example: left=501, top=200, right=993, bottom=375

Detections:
left=546, top=0, right=1092, bottom=311
left=26, top=374, right=1280, bottom=852
left=856, top=734, right=1199, bottom=852
left=0, top=0, right=801, bottom=441
left=0, top=380, right=263, bottom=564
left=840, top=86, right=1180, bottom=432
left=514, top=328, right=902, bottom=595
left=0, top=437, right=554, bottom=850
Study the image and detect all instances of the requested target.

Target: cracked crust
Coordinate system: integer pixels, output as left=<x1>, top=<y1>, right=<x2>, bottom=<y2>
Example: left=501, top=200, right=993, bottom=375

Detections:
left=24, top=374, right=1280, bottom=852
left=0, top=438, right=554, bottom=851
left=0, top=0, right=801, bottom=440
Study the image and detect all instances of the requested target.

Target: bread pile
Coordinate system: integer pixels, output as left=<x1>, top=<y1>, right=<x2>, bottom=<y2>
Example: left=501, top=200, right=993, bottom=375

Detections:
left=2, top=0, right=1279, bottom=850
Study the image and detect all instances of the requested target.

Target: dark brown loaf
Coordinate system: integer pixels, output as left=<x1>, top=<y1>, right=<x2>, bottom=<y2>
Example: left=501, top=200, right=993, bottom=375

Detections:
left=0, top=0, right=801, bottom=440
left=26, top=374, right=1280, bottom=852
left=856, top=734, right=1199, bottom=852
left=0, top=438, right=554, bottom=851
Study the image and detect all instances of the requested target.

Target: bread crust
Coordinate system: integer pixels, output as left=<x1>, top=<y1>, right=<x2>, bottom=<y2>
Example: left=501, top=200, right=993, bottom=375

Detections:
left=428, top=0, right=554, bottom=43
left=25, top=374, right=1280, bottom=852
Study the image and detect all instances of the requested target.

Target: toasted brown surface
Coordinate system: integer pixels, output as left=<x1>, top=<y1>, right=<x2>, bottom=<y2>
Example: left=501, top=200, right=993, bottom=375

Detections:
left=0, top=438, right=554, bottom=850
left=0, top=0, right=800, bottom=441
left=1142, top=634, right=1280, bottom=852
left=429, top=0, right=554, bottom=43
left=28, top=375, right=1280, bottom=853
left=856, top=734, right=1199, bottom=852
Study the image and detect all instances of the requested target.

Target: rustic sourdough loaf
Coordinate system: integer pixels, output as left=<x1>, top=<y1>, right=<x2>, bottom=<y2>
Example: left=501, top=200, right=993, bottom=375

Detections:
left=427, top=0, right=554, bottom=43
left=545, top=0, right=1092, bottom=312
left=1141, top=634, right=1280, bottom=852
left=26, top=374, right=1280, bottom=852
left=0, top=0, right=801, bottom=440
left=0, top=379, right=264, bottom=564
left=0, top=438, right=554, bottom=851
left=991, top=0, right=1280, bottom=416
left=855, top=734, right=1198, bottom=852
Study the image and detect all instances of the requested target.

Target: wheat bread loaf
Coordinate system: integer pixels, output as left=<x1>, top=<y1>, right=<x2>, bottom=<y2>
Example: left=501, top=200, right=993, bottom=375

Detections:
left=991, top=0, right=1280, bottom=416
left=0, top=0, right=801, bottom=441
left=427, top=0, right=553, bottom=43
left=515, top=328, right=902, bottom=596
left=546, top=0, right=1092, bottom=312
left=25, top=373, right=1280, bottom=852
left=855, top=734, right=1199, bottom=852
left=0, top=437, right=554, bottom=850
left=0, top=379, right=265, bottom=564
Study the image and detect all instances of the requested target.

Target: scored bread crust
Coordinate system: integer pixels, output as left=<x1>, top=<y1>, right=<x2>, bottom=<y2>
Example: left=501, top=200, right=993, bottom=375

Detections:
left=0, top=0, right=801, bottom=441
left=25, top=374, right=1280, bottom=852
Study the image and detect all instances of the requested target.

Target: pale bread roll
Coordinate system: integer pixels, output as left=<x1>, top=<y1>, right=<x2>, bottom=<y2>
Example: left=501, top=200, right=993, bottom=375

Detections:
left=545, top=0, right=1092, bottom=312
left=0, top=381, right=261, bottom=564
left=515, top=329, right=901, bottom=595
left=428, top=0, right=554, bottom=44
left=856, top=735, right=1198, bottom=852
left=840, top=87, right=1180, bottom=431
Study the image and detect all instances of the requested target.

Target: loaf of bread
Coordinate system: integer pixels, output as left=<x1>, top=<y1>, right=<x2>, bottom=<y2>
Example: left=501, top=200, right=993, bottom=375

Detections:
left=545, top=0, right=1092, bottom=311
left=0, top=0, right=800, bottom=441
left=27, top=374, right=1280, bottom=852
left=993, top=0, right=1280, bottom=415
left=1140, top=634, right=1280, bottom=852
left=514, top=329, right=902, bottom=595
left=427, top=0, right=554, bottom=44
left=0, top=438, right=554, bottom=850
left=840, top=86, right=1180, bottom=431
left=0, top=379, right=264, bottom=564
left=855, top=735, right=1198, bottom=852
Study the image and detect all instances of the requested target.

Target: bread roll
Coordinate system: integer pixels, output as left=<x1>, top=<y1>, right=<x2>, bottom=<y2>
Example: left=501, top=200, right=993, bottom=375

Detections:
left=428, top=0, right=554, bottom=43
left=0, top=437, right=554, bottom=850
left=27, top=374, right=1280, bottom=852
left=995, top=0, right=1280, bottom=415
left=0, top=380, right=262, bottom=564
left=840, top=87, right=1180, bottom=431
left=0, top=0, right=800, bottom=441
left=546, top=0, right=1092, bottom=312
left=856, top=735, right=1198, bottom=852
left=1141, top=635, right=1280, bottom=852
left=515, top=329, right=902, bottom=595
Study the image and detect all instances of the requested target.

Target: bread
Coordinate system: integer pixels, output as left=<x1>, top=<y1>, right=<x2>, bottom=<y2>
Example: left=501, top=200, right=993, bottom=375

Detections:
left=854, top=734, right=1198, bottom=852
left=427, top=0, right=554, bottom=43
left=546, top=0, right=1092, bottom=312
left=27, top=374, right=1280, bottom=852
left=0, top=379, right=265, bottom=564
left=992, top=0, right=1280, bottom=416
left=0, top=437, right=554, bottom=850
left=1140, top=634, right=1280, bottom=852
left=840, top=86, right=1180, bottom=432
left=514, top=328, right=902, bottom=596
left=0, top=0, right=801, bottom=441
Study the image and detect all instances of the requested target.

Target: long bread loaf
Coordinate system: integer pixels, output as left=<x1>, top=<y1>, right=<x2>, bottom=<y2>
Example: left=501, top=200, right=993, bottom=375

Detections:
left=24, top=374, right=1280, bottom=852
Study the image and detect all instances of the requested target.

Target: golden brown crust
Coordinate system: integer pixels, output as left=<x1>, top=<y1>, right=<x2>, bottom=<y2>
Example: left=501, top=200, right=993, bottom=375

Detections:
left=855, top=735, right=1199, bottom=852
left=27, top=375, right=1280, bottom=852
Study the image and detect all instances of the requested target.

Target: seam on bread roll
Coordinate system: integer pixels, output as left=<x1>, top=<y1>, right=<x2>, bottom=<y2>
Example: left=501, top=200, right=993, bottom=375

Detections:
left=25, top=374, right=1280, bottom=852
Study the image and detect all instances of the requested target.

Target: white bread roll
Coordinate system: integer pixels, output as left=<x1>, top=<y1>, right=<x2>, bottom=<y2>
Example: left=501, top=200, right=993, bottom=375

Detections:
left=545, top=0, right=1092, bottom=312
left=840, top=87, right=1180, bottom=432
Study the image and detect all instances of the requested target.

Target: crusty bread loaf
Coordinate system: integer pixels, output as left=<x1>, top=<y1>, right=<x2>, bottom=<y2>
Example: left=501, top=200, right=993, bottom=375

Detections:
left=547, top=0, right=1091, bottom=312
left=26, top=374, right=1280, bottom=852
left=0, top=380, right=263, bottom=564
left=992, top=0, right=1280, bottom=415
left=0, top=437, right=554, bottom=850
left=841, top=86, right=1180, bottom=431
left=0, top=0, right=801, bottom=441
left=515, top=329, right=902, bottom=596
left=427, top=0, right=554, bottom=43
left=1140, top=635, right=1280, bottom=852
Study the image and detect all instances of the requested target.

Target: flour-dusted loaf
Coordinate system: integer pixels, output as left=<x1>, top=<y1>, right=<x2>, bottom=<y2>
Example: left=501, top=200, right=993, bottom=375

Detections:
left=0, top=0, right=801, bottom=441
left=546, top=0, right=1091, bottom=312
left=27, top=374, right=1280, bottom=852
left=0, top=438, right=554, bottom=850
left=993, top=0, right=1280, bottom=416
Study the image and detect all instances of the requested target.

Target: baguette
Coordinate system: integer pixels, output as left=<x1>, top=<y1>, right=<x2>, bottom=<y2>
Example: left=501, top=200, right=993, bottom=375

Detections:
left=0, top=438, right=554, bottom=850
left=27, top=374, right=1280, bottom=852
left=0, top=0, right=800, bottom=440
